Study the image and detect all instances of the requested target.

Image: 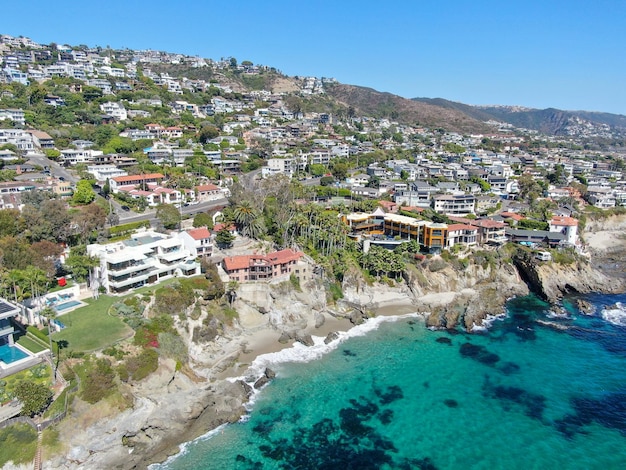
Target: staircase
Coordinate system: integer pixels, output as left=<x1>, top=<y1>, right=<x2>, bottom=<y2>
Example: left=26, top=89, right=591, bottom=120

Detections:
left=33, top=428, right=43, bottom=470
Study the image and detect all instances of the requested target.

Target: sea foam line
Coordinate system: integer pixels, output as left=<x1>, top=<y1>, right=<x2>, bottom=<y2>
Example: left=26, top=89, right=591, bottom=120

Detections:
left=147, top=423, right=229, bottom=470
left=149, top=312, right=422, bottom=468
left=601, top=302, right=626, bottom=326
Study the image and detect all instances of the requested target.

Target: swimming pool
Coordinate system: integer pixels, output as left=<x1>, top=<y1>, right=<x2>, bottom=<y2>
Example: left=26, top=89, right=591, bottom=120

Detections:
left=54, top=300, right=82, bottom=312
left=0, top=344, right=29, bottom=364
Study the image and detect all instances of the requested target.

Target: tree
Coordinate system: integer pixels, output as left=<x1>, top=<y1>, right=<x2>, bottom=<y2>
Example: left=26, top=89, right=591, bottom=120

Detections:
left=72, top=203, right=106, bottom=242
left=330, top=162, right=348, bottom=181
left=0, top=209, right=21, bottom=237
left=64, top=245, right=99, bottom=283
left=198, top=125, right=219, bottom=143
left=444, top=143, right=466, bottom=154
left=14, top=381, right=53, bottom=417
left=72, top=180, right=96, bottom=205
left=215, top=228, right=235, bottom=248
left=234, top=201, right=266, bottom=239
left=39, top=306, right=57, bottom=381
left=193, top=212, right=213, bottom=229
left=31, top=240, right=63, bottom=277
left=309, top=164, right=326, bottom=177
left=156, top=204, right=181, bottom=230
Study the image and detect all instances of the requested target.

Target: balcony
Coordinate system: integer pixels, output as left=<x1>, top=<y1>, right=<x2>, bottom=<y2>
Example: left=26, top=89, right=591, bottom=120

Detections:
left=108, top=273, right=150, bottom=288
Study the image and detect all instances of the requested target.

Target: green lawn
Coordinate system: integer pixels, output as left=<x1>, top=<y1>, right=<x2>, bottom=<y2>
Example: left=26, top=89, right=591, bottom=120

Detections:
left=52, top=296, right=133, bottom=353
left=16, top=336, right=47, bottom=353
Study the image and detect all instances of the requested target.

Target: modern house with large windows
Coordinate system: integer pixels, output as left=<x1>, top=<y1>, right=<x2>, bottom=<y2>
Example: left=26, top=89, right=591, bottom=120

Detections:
left=0, top=298, right=40, bottom=378
left=87, top=230, right=201, bottom=294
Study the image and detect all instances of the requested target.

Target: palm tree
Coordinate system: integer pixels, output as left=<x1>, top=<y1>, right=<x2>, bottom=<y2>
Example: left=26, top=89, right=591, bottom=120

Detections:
left=233, top=200, right=258, bottom=226
left=39, top=306, right=57, bottom=383
left=234, top=201, right=266, bottom=240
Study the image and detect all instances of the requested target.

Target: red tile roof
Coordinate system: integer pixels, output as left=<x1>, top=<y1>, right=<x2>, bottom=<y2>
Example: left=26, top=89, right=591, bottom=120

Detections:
left=447, top=224, right=477, bottom=232
left=551, top=216, right=578, bottom=227
left=197, top=184, right=220, bottom=192
left=186, top=227, right=211, bottom=240
left=471, top=219, right=505, bottom=229
left=222, top=249, right=304, bottom=272
left=501, top=211, right=525, bottom=221
left=112, top=173, right=164, bottom=183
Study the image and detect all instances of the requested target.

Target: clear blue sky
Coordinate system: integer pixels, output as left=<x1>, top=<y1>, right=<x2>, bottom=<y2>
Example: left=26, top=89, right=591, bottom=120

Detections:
left=2, top=0, right=625, bottom=114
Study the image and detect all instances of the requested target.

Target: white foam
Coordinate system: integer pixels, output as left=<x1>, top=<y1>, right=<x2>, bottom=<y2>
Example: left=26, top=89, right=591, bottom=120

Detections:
left=601, top=302, right=626, bottom=326
left=153, top=312, right=423, bottom=467
left=147, top=423, right=229, bottom=469
left=472, top=312, right=507, bottom=332
left=232, top=312, right=423, bottom=385
left=546, top=308, right=571, bottom=320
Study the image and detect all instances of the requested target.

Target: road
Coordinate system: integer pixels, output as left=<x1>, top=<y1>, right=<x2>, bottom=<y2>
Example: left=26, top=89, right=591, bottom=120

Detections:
left=26, top=152, right=78, bottom=183
left=117, top=198, right=229, bottom=226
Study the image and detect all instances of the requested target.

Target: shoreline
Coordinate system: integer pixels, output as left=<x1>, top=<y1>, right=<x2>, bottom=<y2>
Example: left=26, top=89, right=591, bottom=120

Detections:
left=142, top=297, right=422, bottom=469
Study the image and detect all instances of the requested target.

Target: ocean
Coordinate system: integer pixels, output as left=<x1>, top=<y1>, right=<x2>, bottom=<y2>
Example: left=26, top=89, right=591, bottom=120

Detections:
left=155, top=293, right=626, bottom=470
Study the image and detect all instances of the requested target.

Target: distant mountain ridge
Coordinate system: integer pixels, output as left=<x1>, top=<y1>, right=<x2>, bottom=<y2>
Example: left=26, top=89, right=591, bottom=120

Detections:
left=412, top=97, right=626, bottom=137
left=323, top=84, right=626, bottom=139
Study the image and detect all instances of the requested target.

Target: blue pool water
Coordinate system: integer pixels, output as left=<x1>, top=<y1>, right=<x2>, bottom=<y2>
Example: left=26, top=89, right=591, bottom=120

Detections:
left=54, top=300, right=81, bottom=312
left=0, top=344, right=29, bottom=364
left=157, top=293, right=626, bottom=470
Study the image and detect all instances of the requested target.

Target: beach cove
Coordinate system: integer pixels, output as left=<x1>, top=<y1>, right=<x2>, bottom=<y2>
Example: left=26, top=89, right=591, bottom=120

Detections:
left=38, top=218, right=626, bottom=470
left=155, top=292, right=626, bottom=470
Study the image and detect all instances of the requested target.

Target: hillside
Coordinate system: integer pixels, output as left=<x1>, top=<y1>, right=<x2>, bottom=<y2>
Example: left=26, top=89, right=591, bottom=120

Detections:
left=414, top=97, right=626, bottom=138
left=325, top=84, right=492, bottom=134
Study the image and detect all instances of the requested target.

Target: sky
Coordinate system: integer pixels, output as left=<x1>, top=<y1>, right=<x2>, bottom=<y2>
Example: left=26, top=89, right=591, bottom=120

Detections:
left=1, top=0, right=625, bottom=114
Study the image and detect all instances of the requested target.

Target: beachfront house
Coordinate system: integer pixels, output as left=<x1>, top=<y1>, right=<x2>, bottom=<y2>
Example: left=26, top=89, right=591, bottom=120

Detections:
left=87, top=230, right=201, bottom=294
left=222, top=249, right=306, bottom=283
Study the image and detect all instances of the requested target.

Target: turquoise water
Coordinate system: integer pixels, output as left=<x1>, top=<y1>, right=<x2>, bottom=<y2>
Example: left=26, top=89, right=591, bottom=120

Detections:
left=0, top=344, right=29, bottom=364
left=159, top=293, right=626, bottom=470
left=54, top=300, right=81, bottom=312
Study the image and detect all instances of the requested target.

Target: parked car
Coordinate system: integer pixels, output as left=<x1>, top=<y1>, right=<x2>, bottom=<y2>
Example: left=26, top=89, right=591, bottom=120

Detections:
left=121, top=205, right=131, bottom=211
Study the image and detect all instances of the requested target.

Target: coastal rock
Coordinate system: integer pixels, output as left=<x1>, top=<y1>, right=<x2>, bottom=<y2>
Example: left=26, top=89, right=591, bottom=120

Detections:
left=314, top=311, right=326, bottom=328
left=514, top=251, right=625, bottom=303
left=349, top=309, right=367, bottom=325
left=265, top=368, right=276, bottom=379
left=278, top=331, right=293, bottom=344
left=295, top=332, right=314, bottom=347
left=324, top=331, right=340, bottom=344
left=254, top=376, right=270, bottom=389
left=577, top=299, right=595, bottom=314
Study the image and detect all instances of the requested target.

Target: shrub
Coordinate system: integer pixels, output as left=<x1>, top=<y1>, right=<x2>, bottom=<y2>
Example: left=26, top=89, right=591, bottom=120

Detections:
left=80, top=357, right=116, bottom=404
left=157, top=332, right=188, bottom=363
left=153, top=283, right=196, bottom=316
left=102, top=346, right=127, bottom=361
left=289, top=273, right=302, bottom=292
left=14, top=380, right=53, bottom=417
left=428, top=258, right=448, bottom=272
left=0, top=424, right=37, bottom=467
left=125, top=348, right=159, bottom=381
left=327, top=282, right=343, bottom=302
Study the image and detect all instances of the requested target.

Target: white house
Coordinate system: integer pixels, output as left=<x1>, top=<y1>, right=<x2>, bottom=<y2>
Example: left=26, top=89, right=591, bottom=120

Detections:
left=100, top=102, right=128, bottom=121
left=87, top=165, right=128, bottom=182
left=87, top=230, right=201, bottom=294
left=180, top=227, right=213, bottom=258
left=60, top=149, right=104, bottom=165
left=0, top=109, right=25, bottom=126
left=549, top=216, right=579, bottom=245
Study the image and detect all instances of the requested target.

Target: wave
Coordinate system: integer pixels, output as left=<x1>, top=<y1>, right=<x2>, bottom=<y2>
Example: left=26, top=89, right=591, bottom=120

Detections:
left=147, top=423, right=229, bottom=470
left=153, top=312, right=422, bottom=468
left=234, top=312, right=423, bottom=387
left=546, top=308, right=571, bottom=320
left=601, top=302, right=626, bottom=326
left=471, top=312, right=507, bottom=332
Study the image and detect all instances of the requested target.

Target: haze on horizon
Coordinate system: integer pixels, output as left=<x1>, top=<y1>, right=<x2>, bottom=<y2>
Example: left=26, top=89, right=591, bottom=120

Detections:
left=1, top=0, right=624, bottom=115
